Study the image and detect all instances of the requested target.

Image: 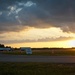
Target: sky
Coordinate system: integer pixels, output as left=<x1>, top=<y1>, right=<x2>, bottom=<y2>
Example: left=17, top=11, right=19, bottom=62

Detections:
left=0, top=0, right=75, bottom=48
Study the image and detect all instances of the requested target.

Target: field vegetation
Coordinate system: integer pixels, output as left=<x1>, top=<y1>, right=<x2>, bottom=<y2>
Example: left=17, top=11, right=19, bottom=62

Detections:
left=0, top=63, right=75, bottom=75
left=1, top=48, right=75, bottom=56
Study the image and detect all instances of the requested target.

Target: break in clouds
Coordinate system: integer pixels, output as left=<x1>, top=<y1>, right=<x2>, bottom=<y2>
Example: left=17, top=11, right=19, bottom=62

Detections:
left=0, top=0, right=75, bottom=43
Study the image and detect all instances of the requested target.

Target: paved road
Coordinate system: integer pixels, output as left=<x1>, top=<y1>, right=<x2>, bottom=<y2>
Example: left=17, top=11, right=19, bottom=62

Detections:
left=0, top=54, right=75, bottom=63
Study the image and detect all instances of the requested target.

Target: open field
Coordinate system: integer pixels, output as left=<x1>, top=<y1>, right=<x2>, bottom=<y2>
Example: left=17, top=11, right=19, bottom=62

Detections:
left=0, top=63, right=75, bottom=75
left=1, top=48, right=75, bottom=56
left=1, top=49, right=75, bottom=75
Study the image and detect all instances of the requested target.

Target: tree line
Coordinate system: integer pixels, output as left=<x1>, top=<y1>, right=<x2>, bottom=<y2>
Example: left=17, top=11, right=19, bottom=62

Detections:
left=0, top=44, right=11, bottom=48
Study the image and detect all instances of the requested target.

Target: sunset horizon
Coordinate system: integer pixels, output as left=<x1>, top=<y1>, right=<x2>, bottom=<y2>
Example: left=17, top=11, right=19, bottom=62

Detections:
left=5, top=39, right=75, bottom=48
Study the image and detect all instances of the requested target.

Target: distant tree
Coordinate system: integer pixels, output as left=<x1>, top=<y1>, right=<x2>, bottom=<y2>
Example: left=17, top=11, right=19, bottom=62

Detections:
left=0, top=44, right=5, bottom=48
left=6, top=46, right=11, bottom=48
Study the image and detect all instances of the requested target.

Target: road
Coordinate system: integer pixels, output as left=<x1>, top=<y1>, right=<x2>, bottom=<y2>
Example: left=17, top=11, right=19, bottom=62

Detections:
left=0, top=54, right=75, bottom=63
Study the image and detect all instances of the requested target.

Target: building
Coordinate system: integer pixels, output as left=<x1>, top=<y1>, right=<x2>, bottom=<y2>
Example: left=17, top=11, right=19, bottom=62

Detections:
left=0, top=48, right=11, bottom=51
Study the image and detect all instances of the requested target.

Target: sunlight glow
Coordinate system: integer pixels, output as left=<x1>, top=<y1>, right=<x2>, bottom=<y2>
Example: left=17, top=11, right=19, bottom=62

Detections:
left=67, top=39, right=75, bottom=47
left=6, top=41, right=69, bottom=48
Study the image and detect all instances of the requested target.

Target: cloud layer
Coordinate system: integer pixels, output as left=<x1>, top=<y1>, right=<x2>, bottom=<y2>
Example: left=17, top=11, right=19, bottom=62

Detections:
left=0, top=0, right=75, bottom=33
left=1, top=0, right=75, bottom=44
left=0, top=27, right=75, bottom=44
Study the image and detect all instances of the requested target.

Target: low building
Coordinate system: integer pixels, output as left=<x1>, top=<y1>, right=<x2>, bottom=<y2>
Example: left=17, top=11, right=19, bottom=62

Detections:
left=0, top=48, right=11, bottom=51
left=20, top=47, right=32, bottom=54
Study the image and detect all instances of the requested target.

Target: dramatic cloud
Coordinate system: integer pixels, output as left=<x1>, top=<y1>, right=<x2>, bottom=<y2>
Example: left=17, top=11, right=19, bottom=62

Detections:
left=0, top=0, right=75, bottom=33
left=0, top=27, right=75, bottom=44
left=1, top=0, right=75, bottom=44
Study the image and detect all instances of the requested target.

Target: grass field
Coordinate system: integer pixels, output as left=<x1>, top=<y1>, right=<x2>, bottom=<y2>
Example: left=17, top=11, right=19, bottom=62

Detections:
left=0, top=63, right=75, bottom=75
left=1, top=49, right=75, bottom=56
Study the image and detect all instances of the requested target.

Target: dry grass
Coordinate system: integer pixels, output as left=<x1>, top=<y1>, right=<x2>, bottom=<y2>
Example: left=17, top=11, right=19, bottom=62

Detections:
left=1, top=49, right=75, bottom=56
left=0, top=62, right=75, bottom=75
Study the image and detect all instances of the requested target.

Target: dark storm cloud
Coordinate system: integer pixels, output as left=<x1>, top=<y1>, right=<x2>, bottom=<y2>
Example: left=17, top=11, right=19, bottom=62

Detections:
left=0, top=0, right=75, bottom=33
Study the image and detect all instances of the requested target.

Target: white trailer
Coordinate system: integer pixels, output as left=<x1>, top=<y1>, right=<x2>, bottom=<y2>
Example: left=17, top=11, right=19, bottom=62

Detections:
left=20, top=47, right=32, bottom=54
